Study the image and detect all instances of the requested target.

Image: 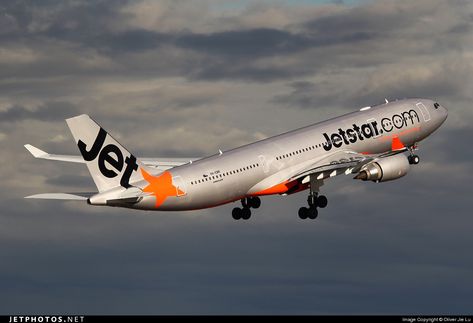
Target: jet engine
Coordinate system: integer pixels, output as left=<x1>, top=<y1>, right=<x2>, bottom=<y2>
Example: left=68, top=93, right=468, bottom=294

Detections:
left=354, top=154, right=410, bottom=182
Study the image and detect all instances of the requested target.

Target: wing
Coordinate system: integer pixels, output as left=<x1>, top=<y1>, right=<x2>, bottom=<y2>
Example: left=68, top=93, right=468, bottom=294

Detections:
left=24, top=144, right=198, bottom=170
left=289, top=150, right=372, bottom=183
left=289, top=148, right=409, bottom=184
left=140, top=157, right=197, bottom=170
left=247, top=148, right=408, bottom=196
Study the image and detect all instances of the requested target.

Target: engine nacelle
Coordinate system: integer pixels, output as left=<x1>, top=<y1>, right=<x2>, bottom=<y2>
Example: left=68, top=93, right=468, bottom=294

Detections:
left=354, top=154, right=410, bottom=182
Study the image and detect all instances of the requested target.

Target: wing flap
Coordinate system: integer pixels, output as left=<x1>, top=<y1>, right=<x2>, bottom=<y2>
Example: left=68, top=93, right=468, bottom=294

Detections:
left=289, top=150, right=373, bottom=182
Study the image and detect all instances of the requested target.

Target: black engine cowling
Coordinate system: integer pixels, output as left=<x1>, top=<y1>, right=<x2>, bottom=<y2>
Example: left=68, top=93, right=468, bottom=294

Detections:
left=354, top=154, right=410, bottom=182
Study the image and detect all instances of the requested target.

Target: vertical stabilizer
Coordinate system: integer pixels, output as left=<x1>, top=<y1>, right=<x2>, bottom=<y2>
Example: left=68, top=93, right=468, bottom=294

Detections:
left=66, top=114, right=151, bottom=192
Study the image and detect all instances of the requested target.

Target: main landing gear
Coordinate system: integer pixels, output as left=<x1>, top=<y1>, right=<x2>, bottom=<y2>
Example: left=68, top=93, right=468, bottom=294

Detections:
left=232, top=197, right=261, bottom=220
left=298, top=177, right=327, bottom=220
left=298, top=192, right=328, bottom=220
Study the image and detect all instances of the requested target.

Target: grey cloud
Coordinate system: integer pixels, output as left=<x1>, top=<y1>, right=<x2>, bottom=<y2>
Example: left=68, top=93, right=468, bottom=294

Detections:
left=422, top=126, right=473, bottom=165
left=0, top=0, right=127, bottom=35
left=45, top=174, right=95, bottom=189
left=305, top=5, right=409, bottom=36
left=448, top=23, right=472, bottom=34
left=0, top=12, right=19, bottom=35
left=0, top=102, right=79, bottom=122
left=273, top=56, right=473, bottom=111
left=0, top=0, right=470, bottom=84
left=1, top=170, right=472, bottom=314
left=91, top=30, right=170, bottom=52
left=188, top=59, right=302, bottom=82
left=176, top=28, right=312, bottom=57
left=271, top=81, right=322, bottom=108
left=0, top=3, right=393, bottom=83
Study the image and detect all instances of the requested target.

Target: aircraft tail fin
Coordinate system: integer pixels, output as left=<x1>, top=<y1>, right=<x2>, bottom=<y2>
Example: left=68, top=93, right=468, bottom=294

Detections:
left=66, top=114, right=152, bottom=192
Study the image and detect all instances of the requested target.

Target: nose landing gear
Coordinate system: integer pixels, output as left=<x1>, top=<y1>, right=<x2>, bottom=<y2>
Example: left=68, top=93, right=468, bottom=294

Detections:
left=408, top=145, right=420, bottom=165
left=408, top=154, right=420, bottom=165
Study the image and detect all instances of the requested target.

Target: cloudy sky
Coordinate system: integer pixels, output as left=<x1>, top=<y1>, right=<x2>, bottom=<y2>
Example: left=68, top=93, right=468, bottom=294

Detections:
left=1, top=0, right=472, bottom=314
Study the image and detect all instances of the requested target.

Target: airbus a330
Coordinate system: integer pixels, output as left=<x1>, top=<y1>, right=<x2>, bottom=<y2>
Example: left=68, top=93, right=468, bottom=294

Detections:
left=25, top=98, right=448, bottom=220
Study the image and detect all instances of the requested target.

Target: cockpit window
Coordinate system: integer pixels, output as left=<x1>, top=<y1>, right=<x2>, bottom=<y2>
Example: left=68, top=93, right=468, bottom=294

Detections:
left=434, top=102, right=440, bottom=109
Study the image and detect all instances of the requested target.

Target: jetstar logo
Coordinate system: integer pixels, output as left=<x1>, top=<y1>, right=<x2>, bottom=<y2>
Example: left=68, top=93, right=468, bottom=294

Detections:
left=322, top=109, right=419, bottom=151
left=77, top=127, right=138, bottom=188
left=77, top=127, right=183, bottom=207
left=141, top=169, right=184, bottom=207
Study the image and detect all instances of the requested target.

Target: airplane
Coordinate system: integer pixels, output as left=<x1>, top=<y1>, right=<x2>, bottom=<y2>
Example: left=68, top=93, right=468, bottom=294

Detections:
left=25, top=98, right=448, bottom=220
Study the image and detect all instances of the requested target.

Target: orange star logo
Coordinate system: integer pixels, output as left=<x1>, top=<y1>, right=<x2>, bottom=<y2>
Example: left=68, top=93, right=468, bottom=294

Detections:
left=141, top=168, right=184, bottom=207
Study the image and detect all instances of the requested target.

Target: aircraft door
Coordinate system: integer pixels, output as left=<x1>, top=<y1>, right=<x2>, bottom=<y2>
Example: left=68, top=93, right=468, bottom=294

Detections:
left=172, top=176, right=187, bottom=197
left=416, top=102, right=431, bottom=122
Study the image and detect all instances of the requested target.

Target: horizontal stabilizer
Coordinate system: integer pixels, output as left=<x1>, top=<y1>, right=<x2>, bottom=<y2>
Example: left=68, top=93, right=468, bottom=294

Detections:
left=25, top=144, right=197, bottom=170
left=24, top=144, right=85, bottom=163
left=25, top=192, right=95, bottom=200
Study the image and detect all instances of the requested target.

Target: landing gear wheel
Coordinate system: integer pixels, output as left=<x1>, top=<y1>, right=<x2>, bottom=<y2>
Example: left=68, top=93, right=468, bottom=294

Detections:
left=408, top=155, right=420, bottom=165
left=298, top=207, right=309, bottom=219
left=308, top=207, right=318, bottom=219
left=308, top=194, right=317, bottom=207
left=317, top=195, right=328, bottom=208
left=241, top=207, right=251, bottom=220
left=232, top=208, right=242, bottom=220
left=249, top=197, right=261, bottom=209
left=242, top=197, right=262, bottom=209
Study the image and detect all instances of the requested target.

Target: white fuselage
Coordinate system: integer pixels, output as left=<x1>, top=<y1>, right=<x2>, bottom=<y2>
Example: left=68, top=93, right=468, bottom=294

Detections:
left=101, top=98, right=447, bottom=211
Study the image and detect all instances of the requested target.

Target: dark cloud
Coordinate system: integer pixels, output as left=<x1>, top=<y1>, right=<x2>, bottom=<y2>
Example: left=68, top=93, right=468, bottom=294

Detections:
left=0, top=102, right=79, bottom=122
left=45, top=174, right=95, bottom=188
left=0, top=0, right=470, bottom=84
left=1, top=173, right=472, bottom=314
left=271, top=81, right=322, bottom=108
left=273, top=57, right=473, bottom=111
left=188, top=59, right=302, bottom=82
left=176, top=28, right=312, bottom=57
left=91, top=30, right=170, bottom=52
left=422, top=126, right=473, bottom=165
left=448, top=23, right=472, bottom=34
left=0, top=0, right=127, bottom=35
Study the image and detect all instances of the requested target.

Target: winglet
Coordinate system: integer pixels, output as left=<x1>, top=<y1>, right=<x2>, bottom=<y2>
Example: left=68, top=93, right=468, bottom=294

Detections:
left=24, top=144, right=48, bottom=158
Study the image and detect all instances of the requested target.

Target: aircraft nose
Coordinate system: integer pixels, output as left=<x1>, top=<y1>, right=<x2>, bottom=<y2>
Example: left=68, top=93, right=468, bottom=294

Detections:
left=434, top=101, right=448, bottom=123
left=440, top=105, right=448, bottom=122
